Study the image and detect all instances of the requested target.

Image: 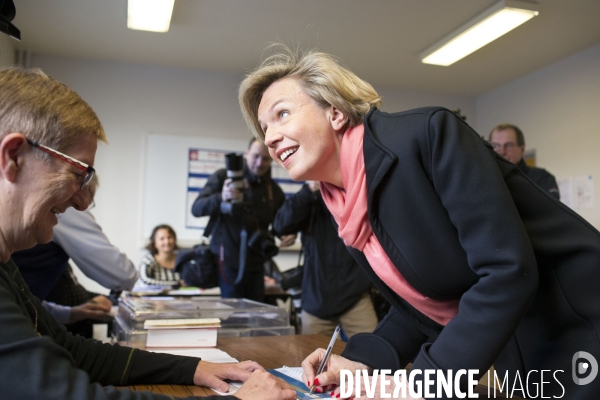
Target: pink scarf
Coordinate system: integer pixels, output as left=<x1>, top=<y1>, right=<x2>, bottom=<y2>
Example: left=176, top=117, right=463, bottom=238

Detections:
left=320, top=124, right=459, bottom=326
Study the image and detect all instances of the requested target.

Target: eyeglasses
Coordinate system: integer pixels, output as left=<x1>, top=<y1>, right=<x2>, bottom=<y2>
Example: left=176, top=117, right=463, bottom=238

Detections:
left=491, top=142, right=520, bottom=151
left=26, top=139, right=95, bottom=189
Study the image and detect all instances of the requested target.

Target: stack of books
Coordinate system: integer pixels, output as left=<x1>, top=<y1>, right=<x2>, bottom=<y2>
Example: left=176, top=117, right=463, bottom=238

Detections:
left=144, top=318, right=221, bottom=348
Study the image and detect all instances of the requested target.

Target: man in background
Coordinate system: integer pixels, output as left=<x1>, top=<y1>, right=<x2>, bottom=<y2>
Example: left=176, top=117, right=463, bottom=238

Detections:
left=489, top=123, right=560, bottom=199
left=191, top=138, right=294, bottom=301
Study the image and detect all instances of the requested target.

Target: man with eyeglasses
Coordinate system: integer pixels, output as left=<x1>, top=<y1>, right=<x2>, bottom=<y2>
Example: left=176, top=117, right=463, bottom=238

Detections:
left=12, top=174, right=139, bottom=337
left=489, top=123, right=560, bottom=199
left=0, top=66, right=294, bottom=400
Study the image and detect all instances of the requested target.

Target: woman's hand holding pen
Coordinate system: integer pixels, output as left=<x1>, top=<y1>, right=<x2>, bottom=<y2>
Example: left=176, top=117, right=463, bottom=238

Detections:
left=302, top=353, right=423, bottom=400
left=301, top=350, right=370, bottom=397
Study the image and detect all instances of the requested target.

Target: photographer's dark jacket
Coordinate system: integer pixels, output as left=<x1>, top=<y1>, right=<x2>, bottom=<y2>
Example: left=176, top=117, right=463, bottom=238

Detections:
left=339, top=107, right=600, bottom=398
left=191, top=166, right=285, bottom=273
left=273, top=184, right=372, bottom=319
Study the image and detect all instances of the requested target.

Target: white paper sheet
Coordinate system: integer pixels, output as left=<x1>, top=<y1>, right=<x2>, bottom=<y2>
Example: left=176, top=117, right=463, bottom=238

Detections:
left=148, top=347, right=238, bottom=363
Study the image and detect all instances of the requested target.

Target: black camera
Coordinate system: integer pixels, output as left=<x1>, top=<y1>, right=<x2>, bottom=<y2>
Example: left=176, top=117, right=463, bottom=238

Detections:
left=225, top=152, right=245, bottom=201
left=248, top=229, right=279, bottom=259
left=0, top=0, right=20, bottom=40
left=221, top=152, right=246, bottom=216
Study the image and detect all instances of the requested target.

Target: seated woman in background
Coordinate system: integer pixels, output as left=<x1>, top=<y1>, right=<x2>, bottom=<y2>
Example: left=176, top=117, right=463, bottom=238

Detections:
left=138, top=224, right=181, bottom=286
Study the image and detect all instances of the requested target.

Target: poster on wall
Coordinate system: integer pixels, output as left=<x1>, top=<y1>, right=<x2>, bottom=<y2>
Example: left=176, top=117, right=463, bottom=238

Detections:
left=558, top=175, right=594, bottom=210
left=185, top=147, right=303, bottom=230
left=575, top=175, right=594, bottom=209
left=143, top=134, right=302, bottom=245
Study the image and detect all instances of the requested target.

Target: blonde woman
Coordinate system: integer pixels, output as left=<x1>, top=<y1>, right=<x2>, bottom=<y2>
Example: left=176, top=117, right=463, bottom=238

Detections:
left=239, top=46, right=600, bottom=399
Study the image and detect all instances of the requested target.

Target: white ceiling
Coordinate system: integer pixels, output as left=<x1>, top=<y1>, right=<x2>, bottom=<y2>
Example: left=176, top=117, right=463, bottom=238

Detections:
left=10, top=0, right=600, bottom=96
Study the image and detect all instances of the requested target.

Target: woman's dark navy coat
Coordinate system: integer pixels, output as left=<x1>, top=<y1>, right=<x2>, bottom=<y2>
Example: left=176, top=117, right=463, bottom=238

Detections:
left=340, top=107, right=600, bottom=398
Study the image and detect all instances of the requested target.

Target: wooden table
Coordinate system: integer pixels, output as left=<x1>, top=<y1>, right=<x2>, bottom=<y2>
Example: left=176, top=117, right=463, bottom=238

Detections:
left=124, top=334, right=521, bottom=399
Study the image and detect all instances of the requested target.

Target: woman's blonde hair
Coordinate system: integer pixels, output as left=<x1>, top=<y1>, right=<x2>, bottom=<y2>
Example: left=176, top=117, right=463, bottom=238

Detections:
left=0, top=66, right=107, bottom=157
left=239, top=44, right=381, bottom=141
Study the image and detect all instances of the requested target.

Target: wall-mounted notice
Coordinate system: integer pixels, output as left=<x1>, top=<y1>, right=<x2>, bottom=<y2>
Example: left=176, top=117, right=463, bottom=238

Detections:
left=558, top=178, right=574, bottom=209
left=575, top=175, right=594, bottom=209
left=185, top=147, right=303, bottom=231
left=558, top=175, right=594, bottom=210
left=143, top=135, right=302, bottom=244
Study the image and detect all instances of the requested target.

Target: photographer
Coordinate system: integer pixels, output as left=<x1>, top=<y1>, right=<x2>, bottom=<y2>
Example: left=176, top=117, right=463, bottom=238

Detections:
left=191, top=138, right=292, bottom=301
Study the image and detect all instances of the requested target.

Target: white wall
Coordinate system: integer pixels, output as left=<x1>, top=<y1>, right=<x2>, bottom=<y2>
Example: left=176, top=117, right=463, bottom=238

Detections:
left=377, top=87, right=478, bottom=131
left=0, top=34, right=15, bottom=66
left=477, top=42, right=600, bottom=228
left=29, top=54, right=476, bottom=292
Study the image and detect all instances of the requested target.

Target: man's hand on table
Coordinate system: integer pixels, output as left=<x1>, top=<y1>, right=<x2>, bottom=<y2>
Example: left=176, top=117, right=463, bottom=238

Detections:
left=193, top=360, right=295, bottom=399
left=193, top=360, right=262, bottom=391
left=234, top=370, right=296, bottom=400
left=68, top=295, right=113, bottom=324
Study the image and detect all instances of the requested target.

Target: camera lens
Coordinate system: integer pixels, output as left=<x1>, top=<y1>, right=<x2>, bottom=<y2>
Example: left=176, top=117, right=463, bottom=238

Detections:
left=225, top=152, right=245, bottom=201
left=225, top=152, right=243, bottom=170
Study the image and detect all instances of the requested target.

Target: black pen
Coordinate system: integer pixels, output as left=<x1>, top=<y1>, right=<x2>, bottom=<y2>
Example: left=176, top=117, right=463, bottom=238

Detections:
left=309, top=324, right=341, bottom=395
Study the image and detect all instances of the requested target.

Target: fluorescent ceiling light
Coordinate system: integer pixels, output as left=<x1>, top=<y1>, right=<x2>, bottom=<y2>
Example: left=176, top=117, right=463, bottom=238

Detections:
left=128, top=0, right=175, bottom=33
left=420, top=0, right=539, bottom=66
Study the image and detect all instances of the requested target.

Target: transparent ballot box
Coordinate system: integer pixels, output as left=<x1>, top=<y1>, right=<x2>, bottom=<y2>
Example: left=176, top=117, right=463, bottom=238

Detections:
left=114, top=297, right=294, bottom=346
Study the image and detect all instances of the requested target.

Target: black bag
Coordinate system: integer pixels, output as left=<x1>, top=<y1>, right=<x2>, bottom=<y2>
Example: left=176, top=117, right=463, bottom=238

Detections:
left=280, top=244, right=306, bottom=290
left=264, top=249, right=304, bottom=291
left=175, top=243, right=219, bottom=289
left=279, top=265, right=303, bottom=290
left=275, top=201, right=318, bottom=291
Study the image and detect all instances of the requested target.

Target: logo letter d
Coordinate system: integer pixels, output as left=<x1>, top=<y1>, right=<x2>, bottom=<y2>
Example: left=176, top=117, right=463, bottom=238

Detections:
left=572, top=351, right=598, bottom=385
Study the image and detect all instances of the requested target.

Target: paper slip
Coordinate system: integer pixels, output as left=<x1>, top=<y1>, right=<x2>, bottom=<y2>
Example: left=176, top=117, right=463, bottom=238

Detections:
left=130, top=284, right=169, bottom=296
left=146, top=327, right=218, bottom=348
left=167, top=288, right=203, bottom=296
left=211, top=381, right=242, bottom=396
left=144, top=318, right=221, bottom=329
left=145, top=319, right=220, bottom=348
left=211, top=366, right=333, bottom=399
left=148, top=348, right=238, bottom=363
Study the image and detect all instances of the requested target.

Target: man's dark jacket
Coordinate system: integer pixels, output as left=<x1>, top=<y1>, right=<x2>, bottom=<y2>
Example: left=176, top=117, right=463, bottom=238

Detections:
left=273, top=184, right=372, bottom=319
left=191, top=166, right=285, bottom=273
left=12, top=241, right=69, bottom=299
left=517, top=158, right=560, bottom=199
left=340, top=107, right=600, bottom=398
